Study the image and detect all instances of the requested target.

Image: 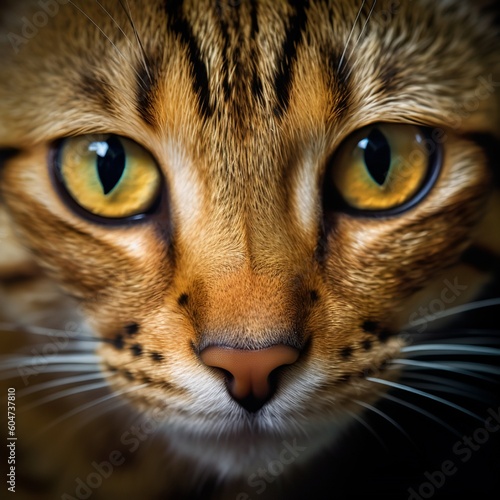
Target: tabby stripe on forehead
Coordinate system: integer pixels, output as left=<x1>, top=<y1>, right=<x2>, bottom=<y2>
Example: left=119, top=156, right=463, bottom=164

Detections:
left=80, top=73, right=115, bottom=116
left=250, top=0, right=259, bottom=37
left=136, top=64, right=157, bottom=127
left=249, top=0, right=263, bottom=101
left=273, top=0, right=310, bottom=117
left=165, top=0, right=213, bottom=118
left=218, top=11, right=233, bottom=102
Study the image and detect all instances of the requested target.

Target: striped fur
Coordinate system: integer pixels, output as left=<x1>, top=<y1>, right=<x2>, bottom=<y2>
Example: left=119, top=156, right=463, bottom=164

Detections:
left=0, top=1, right=499, bottom=498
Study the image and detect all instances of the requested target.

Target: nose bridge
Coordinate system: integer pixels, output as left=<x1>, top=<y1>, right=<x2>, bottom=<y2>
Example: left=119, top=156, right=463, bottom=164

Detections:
left=169, top=119, right=313, bottom=279
left=170, top=141, right=314, bottom=346
left=175, top=203, right=313, bottom=350
left=174, top=173, right=298, bottom=279
left=198, top=267, right=300, bottom=346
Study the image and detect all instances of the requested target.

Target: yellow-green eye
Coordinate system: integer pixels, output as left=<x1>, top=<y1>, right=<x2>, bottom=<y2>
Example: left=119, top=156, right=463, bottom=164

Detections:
left=327, top=124, right=440, bottom=214
left=54, top=134, right=161, bottom=220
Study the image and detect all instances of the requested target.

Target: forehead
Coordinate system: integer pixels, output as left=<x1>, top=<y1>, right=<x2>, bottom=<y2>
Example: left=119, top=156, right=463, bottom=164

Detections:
left=0, top=0, right=498, bottom=149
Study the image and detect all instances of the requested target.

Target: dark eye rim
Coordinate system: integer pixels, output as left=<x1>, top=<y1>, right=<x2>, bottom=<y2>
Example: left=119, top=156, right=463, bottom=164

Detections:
left=322, top=124, right=443, bottom=218
left=49, top=135, right=164, bottom=226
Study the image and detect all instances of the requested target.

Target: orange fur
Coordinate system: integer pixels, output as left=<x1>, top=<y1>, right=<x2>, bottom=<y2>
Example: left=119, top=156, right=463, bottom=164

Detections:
left=0, top=1, right=499, bottom=498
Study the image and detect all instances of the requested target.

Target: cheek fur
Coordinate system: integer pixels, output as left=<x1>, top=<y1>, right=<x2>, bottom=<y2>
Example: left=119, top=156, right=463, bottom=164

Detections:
left=0, top=0, right=499, bottom=498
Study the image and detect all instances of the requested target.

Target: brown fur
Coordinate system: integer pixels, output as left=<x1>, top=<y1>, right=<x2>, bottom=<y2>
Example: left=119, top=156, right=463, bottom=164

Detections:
left=0, top=1, right=499, bottom=498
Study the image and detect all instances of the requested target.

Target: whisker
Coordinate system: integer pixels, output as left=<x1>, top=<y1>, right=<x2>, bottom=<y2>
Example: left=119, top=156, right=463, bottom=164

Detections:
left=0, top=348, right=94, bottom=363
left=70, top=393, right=133, bottom=434
left=24, top=380, right=111, bottom=410
left=95, top=0, right=132, bottom=39
left=399, top=377, right=494, bottom=404
left=344, top=0, right=377, bottom=82
left=409, top=333, right=500, bottom=345
left=0, top=322, right=104, bottom=343
left=18, top=372, right=108, bottom=397
left=345, top=408, right=388, bottom=450
left=0, top=365, right=99, bottom=381
left=398, top=372, right=494, bottom=401
left=0, top=347, right=92, bottom=361
left=425, top=328, right=500, bottom=336
left=67, top=1, right=148, bottom=89
left=37, top=384, right=147, bottom=436
left=367, top=376, right=484, bottom=422
left=393, top=358, right=500, bottom=378
left=403, top=298, right=500, bottom=329
left=352, top=398, right=415, bottom=447
left=119, top=0, right=153, bottom=81
left=402, top=344, right=500, bottom=356
left=338, top=0, right=366, bottom=72
left=377, top=391, right=462, bottom=438
left=0, top=354, right=100, bottom=370
left=95, top=0, right=152, bottom=83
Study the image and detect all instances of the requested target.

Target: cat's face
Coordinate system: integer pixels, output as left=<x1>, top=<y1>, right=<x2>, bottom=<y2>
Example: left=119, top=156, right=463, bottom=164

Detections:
left=0, top=0, right=499, bottom=475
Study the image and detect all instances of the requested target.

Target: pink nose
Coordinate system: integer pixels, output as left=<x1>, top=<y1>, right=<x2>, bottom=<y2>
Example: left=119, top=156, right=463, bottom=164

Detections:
left=200, top=345, right=300, bottom=411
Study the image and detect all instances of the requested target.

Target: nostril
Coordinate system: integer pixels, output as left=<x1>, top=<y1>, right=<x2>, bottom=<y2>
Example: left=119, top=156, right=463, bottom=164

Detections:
left=200, top=344, right=300, bottom=411
left=237, top=364, right=291, bottom=413
left=208, top=365, right=287, bottom=413
left=237, top=393, right=268, bottom=413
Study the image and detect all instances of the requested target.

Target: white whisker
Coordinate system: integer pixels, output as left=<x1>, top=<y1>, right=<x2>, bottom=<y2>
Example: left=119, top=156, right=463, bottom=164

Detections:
left=411, top=334, right=500, bottom=345
left=0, top=349, right=91, bottom=361
left=0, top=354, right=100, bottom=370
left=399, top=378, right=493, bottom=404
left=338, top=0, right=366, bottom=72
left=119, top=0, right=153, bottom=81
left=393, top=358, right=500, bottom=378
left=403, top=298, right=500, bottom=329
left=398, top=372, right=493, bottom=401
left=96, top=0, right=152, bottom=83
left=37, top=384, right=147, bottom=436
left=24, top=380, right=111, bottom=410
left=367, top=376, right=483, bottom=422
left=70, top=393, right=133, bottom=433
left=95, top=0, right=132, bottom=40
left=377, top=392, right=461, bottom=438
left=0, top=365, right=99, bottom=382
left=345, top=408, right=388, bottom=450
left=352, top=398, right=415, bottom=446
left=0, top=322, right=102, bottom=342
left=67, top=1, right=148, bottom=89
left=18, top=372, right=108, bottom=397
left=344, top=0, right=377, bottom=79
left=402, top=344, right=500, bottom=356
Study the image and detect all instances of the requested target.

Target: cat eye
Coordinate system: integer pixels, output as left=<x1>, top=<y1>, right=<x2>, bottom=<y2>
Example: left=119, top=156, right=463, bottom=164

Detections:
left=53, top=134, right=162, bottom=221
left=325, top=123, right=441, bottom=215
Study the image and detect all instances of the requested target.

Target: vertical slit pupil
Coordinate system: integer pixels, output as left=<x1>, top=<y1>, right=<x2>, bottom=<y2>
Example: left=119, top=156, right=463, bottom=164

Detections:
left=362, top=128, right=391, bottom=186
left=96, top=135, right=126, bottom=195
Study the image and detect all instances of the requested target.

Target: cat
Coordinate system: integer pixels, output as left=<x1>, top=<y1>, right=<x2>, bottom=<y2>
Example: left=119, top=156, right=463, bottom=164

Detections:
left=0, top=0, right=499, bottom=498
